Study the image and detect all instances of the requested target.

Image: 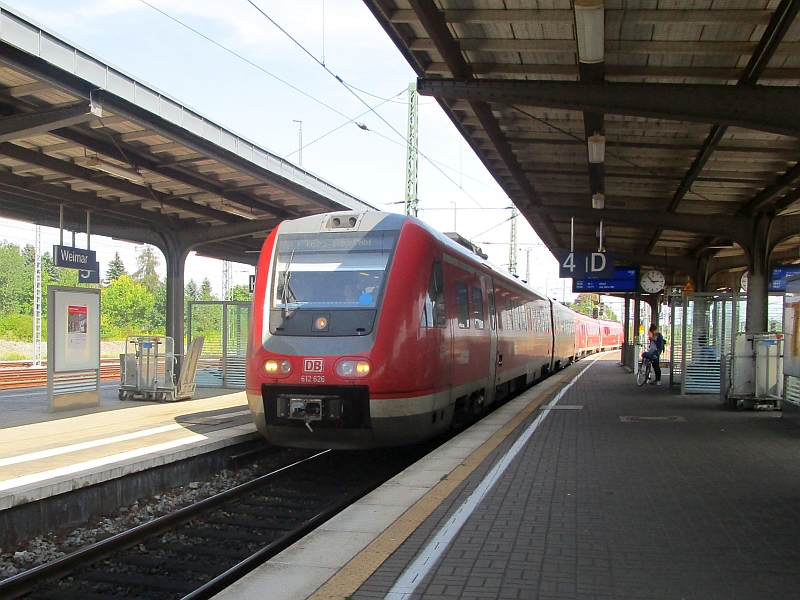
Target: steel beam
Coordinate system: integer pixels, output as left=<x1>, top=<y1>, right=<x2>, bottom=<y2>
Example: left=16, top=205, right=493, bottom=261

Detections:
left=0, top=142, right=241, bottom=224
left=0, top=103, right=96, bottom=142
left=178, top=218, right=278, bottom=247
left=0, top=170, right=160, bottom=224
left=525, top=205, right=753, bottom=246
left=51, top=127, right=296, bottom=220
left=93, top=90, right=361, bottom=215
left=417, top=78, right=800, bottom=138
left=407, top=0, right=470, bottom=79
left=645, top=0, right=798, bottom=253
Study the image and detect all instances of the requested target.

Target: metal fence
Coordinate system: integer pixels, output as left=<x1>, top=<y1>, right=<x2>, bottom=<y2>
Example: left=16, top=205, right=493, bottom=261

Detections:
left=187, top=301, right=250, bottom=389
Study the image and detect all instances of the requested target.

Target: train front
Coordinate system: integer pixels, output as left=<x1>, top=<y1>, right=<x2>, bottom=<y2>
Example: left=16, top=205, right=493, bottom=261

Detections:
left=246, top=211, right=404, bottom=449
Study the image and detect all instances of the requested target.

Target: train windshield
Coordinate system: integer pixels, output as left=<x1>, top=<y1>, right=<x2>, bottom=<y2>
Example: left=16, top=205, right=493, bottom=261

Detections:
left=272, top=231, right=398, bottom=309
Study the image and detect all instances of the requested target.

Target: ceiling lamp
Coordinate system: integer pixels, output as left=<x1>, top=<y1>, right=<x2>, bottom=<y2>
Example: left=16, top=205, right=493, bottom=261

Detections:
left=82, top=157, right=144, bottom=183
left=592, top=192, right=605, bottom=209
left=587, top=133, right=606, bottom=163
left=574, top=0, right=605, bottom=64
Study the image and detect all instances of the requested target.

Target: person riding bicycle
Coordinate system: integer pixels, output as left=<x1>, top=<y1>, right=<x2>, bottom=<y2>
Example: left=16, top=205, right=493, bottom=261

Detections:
left=641, top=324, right=665, bottom=385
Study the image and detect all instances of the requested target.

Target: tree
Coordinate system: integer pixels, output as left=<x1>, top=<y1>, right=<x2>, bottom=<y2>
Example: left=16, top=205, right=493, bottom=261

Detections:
left=230, top=284, right=252, bottom=301
left=106, top=252, right=127, bottom=283
left=199, top=278, right=217, bottom=301
left=101, top=275, right=154, bottom=337
left=133, top=245, right=161, bottom=294
left=0, top=242, right=31, bottom=315
left=185, top=279, right=199, bottom=302
left=149, top=280, right=167, bottom=333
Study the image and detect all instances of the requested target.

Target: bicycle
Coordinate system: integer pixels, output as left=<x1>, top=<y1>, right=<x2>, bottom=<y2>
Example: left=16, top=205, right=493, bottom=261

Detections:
left=636, top=356, right=656, bottom=386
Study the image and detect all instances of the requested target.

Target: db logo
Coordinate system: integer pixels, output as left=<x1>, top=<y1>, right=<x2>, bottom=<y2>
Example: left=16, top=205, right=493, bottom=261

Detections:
left=303, top=358, right=324, bottom=373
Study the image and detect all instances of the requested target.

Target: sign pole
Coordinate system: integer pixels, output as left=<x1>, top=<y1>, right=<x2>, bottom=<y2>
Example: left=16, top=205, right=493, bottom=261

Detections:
left=599, top=220, right=604, bottom=252
left=59, top=204, right=64, bottom=246
left=86, top=211, right=91, bottom=251
left=570, top=217, right=574, bottom=253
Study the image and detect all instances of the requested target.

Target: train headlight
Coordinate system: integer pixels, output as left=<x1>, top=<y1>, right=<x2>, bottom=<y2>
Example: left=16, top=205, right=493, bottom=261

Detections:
left=264, top=359, right=292, bottom=376
left=336, top=359, right=371, bottom=378
left=314, top=316, right=329, bottom=331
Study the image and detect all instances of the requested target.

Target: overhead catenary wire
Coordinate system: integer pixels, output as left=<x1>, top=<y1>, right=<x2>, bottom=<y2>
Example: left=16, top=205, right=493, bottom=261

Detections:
left=138, top=0, right=354, bottom=123
left=285, top=91, right=405, bottom=158
left=139, top=0, right=484, bottom=207
left=471, top=214, right=517, bottom=240
left=244, top=0, right=488, bottom=209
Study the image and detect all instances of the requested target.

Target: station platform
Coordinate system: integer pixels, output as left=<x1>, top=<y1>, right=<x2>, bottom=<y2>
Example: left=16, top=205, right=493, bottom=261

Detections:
left=0, top=383, right=256, bottom=512
left=215, top=353, right=800, bottom=600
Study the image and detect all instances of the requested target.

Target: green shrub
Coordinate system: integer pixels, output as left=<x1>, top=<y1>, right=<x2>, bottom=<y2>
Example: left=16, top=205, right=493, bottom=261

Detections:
left=0, top=313, right=32, bottom=341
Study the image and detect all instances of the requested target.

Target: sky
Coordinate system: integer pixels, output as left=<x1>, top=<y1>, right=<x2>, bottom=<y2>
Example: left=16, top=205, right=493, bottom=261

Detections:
left=0, top=0, right=600, bottom=309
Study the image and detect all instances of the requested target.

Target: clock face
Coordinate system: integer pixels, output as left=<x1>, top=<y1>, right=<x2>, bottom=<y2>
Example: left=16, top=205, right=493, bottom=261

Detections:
left=640, top=270, right=665, bottom=294
left=740, top=271, right=748, bottom=292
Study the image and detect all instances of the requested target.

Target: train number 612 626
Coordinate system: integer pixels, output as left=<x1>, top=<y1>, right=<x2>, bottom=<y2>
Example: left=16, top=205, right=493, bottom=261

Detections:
left=300, top=375, right=326, bottom=383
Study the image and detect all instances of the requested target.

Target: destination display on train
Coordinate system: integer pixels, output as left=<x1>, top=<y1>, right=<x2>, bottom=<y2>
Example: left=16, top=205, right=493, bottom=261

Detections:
left=572, top=268, right=639, bottom=292
left=277, top=232, right=398, bottom=254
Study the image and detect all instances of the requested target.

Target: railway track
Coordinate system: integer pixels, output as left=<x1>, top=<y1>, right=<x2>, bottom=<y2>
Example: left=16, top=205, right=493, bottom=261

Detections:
left=0, top=447, right=422, bottom=600
left=0, top=360, right=120, bottom=390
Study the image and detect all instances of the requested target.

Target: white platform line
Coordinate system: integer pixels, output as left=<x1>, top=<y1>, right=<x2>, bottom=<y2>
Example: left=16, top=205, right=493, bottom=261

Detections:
left=0, top=434, right=207, bottom=492
left=0, top=424, right=186, bottom=467
left=384, top=355, right=602, bottom=600
left=0, top=381, right=118, bottom=399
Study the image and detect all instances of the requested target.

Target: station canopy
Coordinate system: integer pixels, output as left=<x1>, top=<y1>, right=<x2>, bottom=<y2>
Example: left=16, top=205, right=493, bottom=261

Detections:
left=0, top=5, right=372, bottom=265
left=363, top=0, right=800, bottom=287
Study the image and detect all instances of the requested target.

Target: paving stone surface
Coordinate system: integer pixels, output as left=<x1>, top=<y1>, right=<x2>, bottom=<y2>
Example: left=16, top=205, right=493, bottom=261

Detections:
left=352, top=356, right=800, bottom=600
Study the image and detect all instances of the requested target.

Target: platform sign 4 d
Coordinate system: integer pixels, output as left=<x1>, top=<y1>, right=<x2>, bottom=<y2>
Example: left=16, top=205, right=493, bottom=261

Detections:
left=557, top=251, right=615, bottom=279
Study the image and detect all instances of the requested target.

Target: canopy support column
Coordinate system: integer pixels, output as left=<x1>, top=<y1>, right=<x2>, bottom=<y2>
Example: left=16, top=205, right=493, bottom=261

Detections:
left=745, top=213, right=772, bottom=332
left=159, top=231, right=190, bottom=375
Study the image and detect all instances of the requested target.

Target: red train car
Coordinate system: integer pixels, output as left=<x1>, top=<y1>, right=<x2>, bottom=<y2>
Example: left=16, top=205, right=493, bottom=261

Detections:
left=246, top=211, right=621, bottom=449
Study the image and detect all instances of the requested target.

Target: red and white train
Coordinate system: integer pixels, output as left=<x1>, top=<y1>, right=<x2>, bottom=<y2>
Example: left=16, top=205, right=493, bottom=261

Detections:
left=246, top=211, right=622, bottom=449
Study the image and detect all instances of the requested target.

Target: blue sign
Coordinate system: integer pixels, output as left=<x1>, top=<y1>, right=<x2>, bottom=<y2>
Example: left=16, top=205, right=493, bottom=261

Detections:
left=53, top=245, right=96, bottom=270
left=572, top=268, right=639, bottom=293
left=78, top=261, right=100, bottom=284
left=769, top=265, right=800, bottom=292
left=557, top=251, right=615, bottom=279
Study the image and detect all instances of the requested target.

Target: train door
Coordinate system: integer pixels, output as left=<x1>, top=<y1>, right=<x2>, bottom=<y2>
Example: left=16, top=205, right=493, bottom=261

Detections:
left=486, top=280, right=498, bottom=404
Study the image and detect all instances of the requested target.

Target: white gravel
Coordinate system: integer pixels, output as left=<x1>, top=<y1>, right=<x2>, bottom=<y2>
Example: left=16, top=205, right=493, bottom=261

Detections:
left=0, top=466, right=256, bottom=579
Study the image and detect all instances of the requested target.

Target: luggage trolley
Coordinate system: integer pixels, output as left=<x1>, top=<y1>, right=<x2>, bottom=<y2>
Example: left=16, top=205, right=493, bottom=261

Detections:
left=118, top=336, right=205, bottom=402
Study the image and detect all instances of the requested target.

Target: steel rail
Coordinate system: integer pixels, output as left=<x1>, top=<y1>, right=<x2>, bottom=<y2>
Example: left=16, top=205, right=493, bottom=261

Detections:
left=182, top=459, right=392, bottom=600
left=0, top=450, right=331, bottom=600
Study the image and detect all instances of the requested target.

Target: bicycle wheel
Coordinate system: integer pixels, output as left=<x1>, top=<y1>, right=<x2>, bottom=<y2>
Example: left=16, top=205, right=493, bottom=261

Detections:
left=636, top=361, right=651, bottom=386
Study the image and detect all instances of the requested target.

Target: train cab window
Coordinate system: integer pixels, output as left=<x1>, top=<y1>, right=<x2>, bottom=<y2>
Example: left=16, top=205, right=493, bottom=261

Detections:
left=488, top=290, right=496, bottom=330
left=505, top=299, right=513, bottom=330
left=455, top=282, right=470, bottom=329
left=471, top=287, right=484, bottom=329
left=421, top=260, right=446, bottom=328
left=272, top=230, right=397, bottom=310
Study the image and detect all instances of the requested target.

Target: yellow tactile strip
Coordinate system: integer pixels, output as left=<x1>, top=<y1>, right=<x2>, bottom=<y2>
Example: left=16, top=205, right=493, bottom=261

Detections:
left=308, top=365, right=583, bottom=600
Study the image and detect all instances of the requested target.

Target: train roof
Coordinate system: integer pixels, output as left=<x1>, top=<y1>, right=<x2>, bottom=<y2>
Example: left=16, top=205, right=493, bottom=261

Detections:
left=273, top=211, right=618, bottom=328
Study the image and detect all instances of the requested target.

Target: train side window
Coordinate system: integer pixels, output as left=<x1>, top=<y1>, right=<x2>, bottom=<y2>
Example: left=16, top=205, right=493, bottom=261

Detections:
left=471, top=287, right=485, bottom=329
left=421, top=260, right=446, bottom=328
left=488, top=290, right=497, bottom=330
left=455, top=282, right=470, bottom=329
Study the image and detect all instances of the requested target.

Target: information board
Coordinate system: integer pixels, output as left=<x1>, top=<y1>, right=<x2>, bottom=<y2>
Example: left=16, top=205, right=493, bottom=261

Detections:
left=770, top=265, right=800, bottom=292
left=52, top=289, right=100, bottom=371
left=572, top=268, right=639, bottom=293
